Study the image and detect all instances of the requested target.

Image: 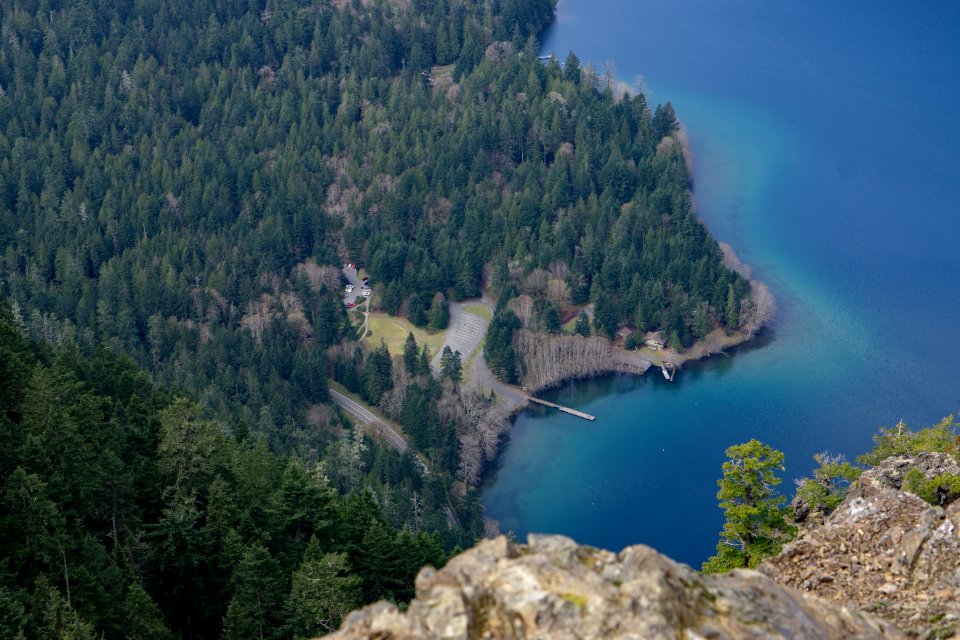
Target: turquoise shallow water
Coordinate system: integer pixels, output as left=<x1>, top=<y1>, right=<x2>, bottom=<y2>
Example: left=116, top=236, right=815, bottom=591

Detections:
left=482, top=0, right=960, bottom=566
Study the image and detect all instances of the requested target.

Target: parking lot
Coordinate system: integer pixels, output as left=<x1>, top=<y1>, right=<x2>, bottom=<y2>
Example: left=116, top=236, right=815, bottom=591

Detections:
left=341, top=264, right=369, bottom=308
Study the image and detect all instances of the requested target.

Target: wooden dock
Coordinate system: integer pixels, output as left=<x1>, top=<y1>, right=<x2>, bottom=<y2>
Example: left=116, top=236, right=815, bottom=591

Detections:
left=527, top=396, right=596, bottom=421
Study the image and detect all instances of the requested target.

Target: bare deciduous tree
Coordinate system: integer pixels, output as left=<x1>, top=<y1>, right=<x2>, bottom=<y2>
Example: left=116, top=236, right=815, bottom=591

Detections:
left=548, top=260, right=571, bottom=282
left=281, top=291, right=312, bottom=339
left=293, top=259, right=342, bottom=292
left=602, top=60, right=616, bottom=93
left=438, top=383, right=509, bottom=487
left=379, top=363, right=413, bottom=420
left=523, top=268, right=549, bottom=296
left=719, top=242, right=753, bottom=279
left=546, top=278, right=571, bottom=308
left=507, top=259, right=524, bottom=282
left=240, top=293, right=276, bottom=343
left=740, top=280, right=776, bottom=337
left=684, top=328, right=729, bottom=360
left=514, top=330, right=613, bottom=391
left=507, top=295, right=534, bottom=328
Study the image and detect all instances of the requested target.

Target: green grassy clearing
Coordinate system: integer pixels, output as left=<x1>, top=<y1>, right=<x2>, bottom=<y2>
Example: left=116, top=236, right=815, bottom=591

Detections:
left=463, top=303, right=492, bottom=321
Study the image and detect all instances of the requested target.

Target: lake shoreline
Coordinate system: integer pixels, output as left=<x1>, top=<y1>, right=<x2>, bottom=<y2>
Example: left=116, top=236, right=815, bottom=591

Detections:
left=476, top=324, right=769, bottom=537
left=477, top=32, right=776, bottom=537
left=494, top=325, right=758, bottom=406
left=483, top=0, right=960, bottom=565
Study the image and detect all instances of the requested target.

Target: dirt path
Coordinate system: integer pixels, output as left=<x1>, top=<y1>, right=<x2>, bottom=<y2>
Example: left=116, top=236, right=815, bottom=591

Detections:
left=358, top=297, right=371, bottom=341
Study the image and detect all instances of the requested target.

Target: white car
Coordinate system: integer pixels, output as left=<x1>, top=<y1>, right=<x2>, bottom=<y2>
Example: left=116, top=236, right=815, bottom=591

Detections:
left=361, top=288, right=371, bottom=297
left=345, top=284, right=354, bottom=292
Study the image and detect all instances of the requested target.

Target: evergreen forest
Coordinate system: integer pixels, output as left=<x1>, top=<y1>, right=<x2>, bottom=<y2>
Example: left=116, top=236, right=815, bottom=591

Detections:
left=0, top=0, right=758, bottom=635
left=0, top=297, right=448, bottom=639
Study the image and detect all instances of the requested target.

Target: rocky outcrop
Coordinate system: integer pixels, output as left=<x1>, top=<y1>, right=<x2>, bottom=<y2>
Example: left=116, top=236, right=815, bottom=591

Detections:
left=324, top=534, right=901, bottom=640
left=848, top=452, right=960, bottom=501
left=762, top=488, right=960, bottom=638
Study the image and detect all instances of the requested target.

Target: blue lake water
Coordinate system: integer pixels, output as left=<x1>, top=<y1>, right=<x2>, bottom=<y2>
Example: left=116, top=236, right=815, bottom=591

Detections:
left=481, top=0, right=960, bottom=567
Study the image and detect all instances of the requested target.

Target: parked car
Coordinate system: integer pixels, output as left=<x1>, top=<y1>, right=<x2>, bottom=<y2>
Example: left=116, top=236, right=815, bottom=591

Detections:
left=361, top=289, right=371, bottom=297
left=345, top=284, right=354, bottom=292
left=345, top=302, right=356, bottom=309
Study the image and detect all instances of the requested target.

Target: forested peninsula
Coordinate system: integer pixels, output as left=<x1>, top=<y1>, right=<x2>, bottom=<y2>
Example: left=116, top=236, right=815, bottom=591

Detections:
left=1, top=0, right=770, bottom=636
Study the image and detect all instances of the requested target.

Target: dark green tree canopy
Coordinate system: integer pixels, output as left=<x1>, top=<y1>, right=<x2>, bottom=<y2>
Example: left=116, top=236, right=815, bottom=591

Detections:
left=702, top=439, right=795, bottom=573
left=0, top=295, right=451, bottom=639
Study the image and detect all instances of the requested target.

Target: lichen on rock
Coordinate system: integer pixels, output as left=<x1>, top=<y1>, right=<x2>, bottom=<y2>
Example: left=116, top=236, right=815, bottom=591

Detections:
left=762, top=487, right=960, bottom=639
left=324, top=534, right=901, bottom=639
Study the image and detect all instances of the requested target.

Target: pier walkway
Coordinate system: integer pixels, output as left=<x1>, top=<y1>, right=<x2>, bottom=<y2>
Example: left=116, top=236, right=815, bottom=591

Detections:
left=527, top=396, right=596, bottom=421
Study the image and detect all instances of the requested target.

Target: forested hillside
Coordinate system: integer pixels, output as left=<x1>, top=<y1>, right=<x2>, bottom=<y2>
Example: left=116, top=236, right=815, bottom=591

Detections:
left=0, top=0, right=747, bottom=426
left=0, top=0, right=555, bottom=544
left=0, top=0, right=550, bottom=438
left=0, top=297, right=448, bottom=639
left=0, top=0, right=758, bottom=633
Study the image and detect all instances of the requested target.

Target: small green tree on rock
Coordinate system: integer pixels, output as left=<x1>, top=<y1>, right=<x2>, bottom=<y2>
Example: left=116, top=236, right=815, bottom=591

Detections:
left=794, top=452, right=861, bottom=521
left=702, top=439, right=794, bottom=573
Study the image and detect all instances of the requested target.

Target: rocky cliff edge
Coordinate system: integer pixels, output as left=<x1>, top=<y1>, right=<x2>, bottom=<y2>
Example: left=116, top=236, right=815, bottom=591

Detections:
left=762, top=453, right=960, bottom=638
left=324, top=533, right=902, bottom=639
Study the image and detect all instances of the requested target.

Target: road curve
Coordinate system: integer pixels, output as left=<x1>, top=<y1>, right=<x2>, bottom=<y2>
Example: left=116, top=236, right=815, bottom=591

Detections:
left=438, top=294, right=530, bottom=412
left=329, top=388, right=408, bottom=454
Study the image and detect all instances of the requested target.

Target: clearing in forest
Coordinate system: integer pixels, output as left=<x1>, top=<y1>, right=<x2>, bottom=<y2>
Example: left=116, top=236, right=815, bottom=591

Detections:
left=362, top=313, right=446, bottom=357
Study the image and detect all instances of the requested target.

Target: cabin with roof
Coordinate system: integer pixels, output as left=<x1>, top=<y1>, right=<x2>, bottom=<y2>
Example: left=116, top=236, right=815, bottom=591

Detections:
left=644, top=331, right=665, bottom=350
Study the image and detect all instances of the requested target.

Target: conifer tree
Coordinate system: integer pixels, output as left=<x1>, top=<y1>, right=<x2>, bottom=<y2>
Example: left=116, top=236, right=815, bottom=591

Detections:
left=403, top=333, right=419, bottom=375
left=286, top=539, right=360, bottom=639
left=702, top=439, right=794, bottom=573
left=574, top=311, right=591, bottom=337
left=122, top=583, right=174, bottom=640
left=440, top=346, right=463, bottom=384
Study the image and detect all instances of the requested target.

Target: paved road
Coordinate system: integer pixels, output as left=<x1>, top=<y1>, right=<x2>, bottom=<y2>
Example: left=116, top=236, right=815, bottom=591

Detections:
left=329, top=388, right=408, bottom=454
left=470, top=349, right=529, bottom=413
left=433, top=295, right=531, bottom=412
left=329, top=388, right=434, bottom=479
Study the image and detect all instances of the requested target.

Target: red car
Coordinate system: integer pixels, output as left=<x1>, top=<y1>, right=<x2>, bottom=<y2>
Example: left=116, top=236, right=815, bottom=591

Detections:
left=345, top=302, right=356, bottom=309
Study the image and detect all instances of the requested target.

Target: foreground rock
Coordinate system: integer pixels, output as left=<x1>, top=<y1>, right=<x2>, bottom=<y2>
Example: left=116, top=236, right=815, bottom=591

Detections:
left=325, top=534, right=900, bottom=639
left=763, top=488, right=960, bottom=638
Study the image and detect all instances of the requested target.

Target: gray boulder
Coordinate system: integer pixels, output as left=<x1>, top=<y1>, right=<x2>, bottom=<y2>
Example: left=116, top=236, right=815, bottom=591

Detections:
left=325, top=534, right=901, bottom=640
